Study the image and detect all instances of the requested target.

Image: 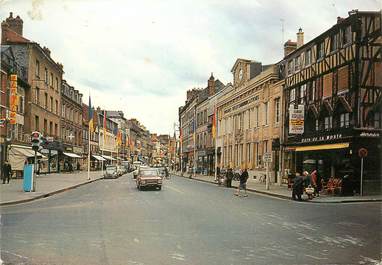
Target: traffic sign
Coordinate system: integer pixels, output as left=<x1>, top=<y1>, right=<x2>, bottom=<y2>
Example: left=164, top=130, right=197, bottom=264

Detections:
left=263, top=152, right=272, bottom=163
left=358, top=148, right=368, bottom=158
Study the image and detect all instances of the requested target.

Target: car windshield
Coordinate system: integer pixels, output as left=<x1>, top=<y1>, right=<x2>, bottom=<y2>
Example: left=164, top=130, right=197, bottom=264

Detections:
left=106, top=167, right=116, bottom=173
left=140, top=170, right=158, bottom=176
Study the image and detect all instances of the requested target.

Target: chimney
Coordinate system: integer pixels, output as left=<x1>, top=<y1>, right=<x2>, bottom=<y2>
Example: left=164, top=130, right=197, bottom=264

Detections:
left=284, top=40, right=297, bottom=57
left=208, top=73, right=215, bottom=96
left=43, top=46, right=51, bottom=57
left=4, top=12, right=23, bottom=36
left=297, top=28, right=304, bottom=48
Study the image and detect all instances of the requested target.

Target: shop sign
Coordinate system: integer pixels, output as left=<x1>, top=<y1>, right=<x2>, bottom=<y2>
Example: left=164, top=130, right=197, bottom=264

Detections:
left=9, top=74, right=18, bottom=125
left=359, top=132, right=380, bottom=138
left=301, top=133, right=343, bottom=143
left=289, top=105, right=304, bottom=134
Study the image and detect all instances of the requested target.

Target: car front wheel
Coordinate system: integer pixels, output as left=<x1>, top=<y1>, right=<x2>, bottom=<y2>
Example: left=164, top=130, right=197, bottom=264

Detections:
left=157, top=186, right=162, bottom=190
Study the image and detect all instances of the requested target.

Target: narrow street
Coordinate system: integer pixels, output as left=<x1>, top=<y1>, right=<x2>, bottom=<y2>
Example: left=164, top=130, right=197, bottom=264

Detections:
left=1, top=173, right=381, bottom=265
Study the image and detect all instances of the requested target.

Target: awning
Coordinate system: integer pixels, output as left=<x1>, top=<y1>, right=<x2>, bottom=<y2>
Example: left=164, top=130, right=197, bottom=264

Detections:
left=295, top=143, right=350, bottom=152
left=8, top=145, right=46, bottom=171
left=102, top=155, right=116, bottom=161
left=92, top=155, right=106, bottom=161
left=63, top=152, right=82, bottom=158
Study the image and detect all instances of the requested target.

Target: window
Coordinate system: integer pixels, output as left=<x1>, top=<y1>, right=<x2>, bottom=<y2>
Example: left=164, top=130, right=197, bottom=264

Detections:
left=315, top=120, right=319, bottom=131
left=35, top=60, right=40, bottom=77
left=239, top=112, right=244, bottom=130
left=287, top=60, right=294, bottom=75
left=274, top=98, right=280, bottom=124
left=55, top=123, right=58, bottom=137
left=50, top=96, right=53, bottom=112
left=300, top=84, right=307, bottom=104
left=44, top=119, right=47, bottom=134
left=324, top=116, right=332, bottom=130
left=44, top=93, right=48, bottom=109
left=317, top=42, right=325, bottom=59
left=55, top=100, right=58, bottom=114
left=290, top=88, right=296, bottom=102
left=341, top=26, right=351, bottom=46
left=45, top=68, right=48, bottom=84
left=35, top=87, right=40, bottom=104
left=331, top=33, right=338, bottom=52
left=305, top=49, right=311, bottom=66
left=264, top=102, right=268, bottom=125
left=294, top=56, right=300, bottom=72
left=50, top=73, right=53, bottom=87
left=340, top=113, right=350, bottom=128
left=309, top=81, right=316, bottom=102
left=56, top=77, right=59, bottom=90
left=18, top=96, right=24, bottom=113
left=263, top=140, right=268, bottom=153
left=374, top=112, right=382, bottom=129
left=49, top=121, right=53, bottom=135
left=255, top=106, right=259, bottom=127
left=35, top=115, right=39, bottom=131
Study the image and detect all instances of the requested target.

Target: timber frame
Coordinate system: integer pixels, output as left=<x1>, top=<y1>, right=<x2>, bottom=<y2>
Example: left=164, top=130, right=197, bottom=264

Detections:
left=283, top=10, right=382, bottom=144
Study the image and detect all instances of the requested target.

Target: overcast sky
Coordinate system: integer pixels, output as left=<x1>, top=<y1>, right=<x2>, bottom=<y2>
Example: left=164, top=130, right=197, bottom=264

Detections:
left=0, top=0, right=380, bottom=134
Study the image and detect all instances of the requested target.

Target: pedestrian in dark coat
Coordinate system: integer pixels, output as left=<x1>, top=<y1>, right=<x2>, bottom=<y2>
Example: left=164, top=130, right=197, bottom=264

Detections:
left=2, top=160, right=12, bottom=184
left=292, top=173, right=304, bottom=201
left=226, top=168, right=233, bottom=188
left=235, top=168, right=249, bottom=197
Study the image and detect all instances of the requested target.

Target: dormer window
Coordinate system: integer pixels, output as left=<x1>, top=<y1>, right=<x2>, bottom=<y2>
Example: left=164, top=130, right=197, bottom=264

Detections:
left=330, top=33, right=338, bottom=52
left=305, top=49, right=312, bottom=66
left=294, top=57, right=300, bottom=71
left=317, top=42, right=325, bottom=59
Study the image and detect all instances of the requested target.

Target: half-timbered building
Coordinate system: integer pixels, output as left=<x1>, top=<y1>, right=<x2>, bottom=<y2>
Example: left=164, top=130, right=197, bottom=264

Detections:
left=283, top=10, right=381, bottom=195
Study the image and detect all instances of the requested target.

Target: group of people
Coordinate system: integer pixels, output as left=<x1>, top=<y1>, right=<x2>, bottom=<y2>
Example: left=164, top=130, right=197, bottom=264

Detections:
left=220, top=168, right=249, bottom=197
left=292, top=170, right=322, bottom=201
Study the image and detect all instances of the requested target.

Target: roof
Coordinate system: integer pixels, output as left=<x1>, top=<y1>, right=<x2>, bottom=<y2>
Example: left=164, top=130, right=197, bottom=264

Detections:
left=2, top=27, right=30, bottom=44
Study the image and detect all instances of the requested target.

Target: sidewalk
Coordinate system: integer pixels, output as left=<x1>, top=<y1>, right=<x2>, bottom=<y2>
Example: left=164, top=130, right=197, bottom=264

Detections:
left=173, top=171, right=382, bottom=203
left=0, top=171, right=104, bottom=206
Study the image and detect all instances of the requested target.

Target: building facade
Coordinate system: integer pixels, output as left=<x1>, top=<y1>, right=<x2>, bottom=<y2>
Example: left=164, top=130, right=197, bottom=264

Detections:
left=283, top=11, right=381, bottom=195
left=217, top=59, right=284, bottom=183
left=2, top=12, right=64, bottom=174
left=60, top=80, right=83, bottom=170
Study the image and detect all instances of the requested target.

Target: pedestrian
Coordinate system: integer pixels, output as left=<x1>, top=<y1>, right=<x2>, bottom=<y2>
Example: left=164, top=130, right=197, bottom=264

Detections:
left=164, top=167, right=169, bottom=179
left=302, top=171, right=314, bottom=200
left=77, top=161, right=81, bottom=171
left=226, top=168, right=233, bottom=188
left=311, top=170, right=321, bottom=197
left=292, top=172, right=304, bottom=201
left=2, top=160, right=12, bottom=184
left=235, top=168, right=249, bottom=197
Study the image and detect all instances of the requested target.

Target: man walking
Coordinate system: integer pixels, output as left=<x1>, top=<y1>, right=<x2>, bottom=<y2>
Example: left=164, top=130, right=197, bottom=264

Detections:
left=235, top=168, right=249, bottom=197
left=226, top=168, right=233, bottom=188
left=2, top=160, right=12, bottom=184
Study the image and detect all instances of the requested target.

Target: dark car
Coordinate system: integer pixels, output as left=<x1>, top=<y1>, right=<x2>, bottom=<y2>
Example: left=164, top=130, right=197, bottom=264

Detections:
left=136, top=168, right=162, bottom=190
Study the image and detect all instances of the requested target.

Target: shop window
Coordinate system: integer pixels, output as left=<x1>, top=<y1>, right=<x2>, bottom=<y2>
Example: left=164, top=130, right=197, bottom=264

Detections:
left=340, top=113, right=350, bottom=128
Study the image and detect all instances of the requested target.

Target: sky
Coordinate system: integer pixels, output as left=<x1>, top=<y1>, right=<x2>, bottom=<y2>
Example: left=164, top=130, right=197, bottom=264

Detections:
left=0, top=0, right=380, bottom=134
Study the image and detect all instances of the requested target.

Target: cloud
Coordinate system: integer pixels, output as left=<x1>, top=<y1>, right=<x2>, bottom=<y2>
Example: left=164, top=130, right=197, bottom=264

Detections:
left=0, top=0, right=380, bottom=134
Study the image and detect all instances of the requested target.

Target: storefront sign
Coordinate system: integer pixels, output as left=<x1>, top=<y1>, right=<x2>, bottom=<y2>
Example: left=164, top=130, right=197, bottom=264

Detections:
left=359, top=132, right=380, bottom=138
left=223, top=96, right=258, bottom=114
left=289, top=105, right=304, bottom=134
left=263, top=152, right=272, bottom=162
left=9, top=74, right=18, bottom=125
left=301, top=133, right=343, bottom=143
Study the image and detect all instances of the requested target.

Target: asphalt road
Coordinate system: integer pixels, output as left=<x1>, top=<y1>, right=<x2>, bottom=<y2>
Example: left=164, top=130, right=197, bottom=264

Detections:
left=1, top=173, right=381, bottom=265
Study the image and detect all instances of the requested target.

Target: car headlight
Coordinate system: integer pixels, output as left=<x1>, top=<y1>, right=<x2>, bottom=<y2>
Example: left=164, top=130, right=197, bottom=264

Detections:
left=141, top=180, right=146, bottom=184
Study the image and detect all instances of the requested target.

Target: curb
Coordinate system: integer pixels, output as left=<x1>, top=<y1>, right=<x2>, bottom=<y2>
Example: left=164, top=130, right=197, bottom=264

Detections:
left=174, top=174, right=382, bottom=203
left=0, top=177, right=103, bottom=206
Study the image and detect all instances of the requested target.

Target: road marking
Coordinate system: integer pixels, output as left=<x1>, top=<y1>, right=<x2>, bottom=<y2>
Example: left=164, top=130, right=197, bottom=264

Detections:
left=305, top=254, right=328, bottom=260
left=166, top=185, right=185, bottom=194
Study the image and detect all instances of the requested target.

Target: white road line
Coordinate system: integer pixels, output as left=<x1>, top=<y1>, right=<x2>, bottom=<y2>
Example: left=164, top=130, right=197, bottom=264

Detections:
left=166, top=185, right=185, bottom=194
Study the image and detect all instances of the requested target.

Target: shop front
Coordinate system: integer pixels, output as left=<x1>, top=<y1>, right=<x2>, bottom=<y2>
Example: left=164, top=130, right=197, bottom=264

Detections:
left=286, top=130, right=381, bottom=195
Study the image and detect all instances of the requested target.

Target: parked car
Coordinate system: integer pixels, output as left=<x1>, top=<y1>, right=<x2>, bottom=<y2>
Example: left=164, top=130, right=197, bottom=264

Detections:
left=117, top=165, right=125, bottom=176
left=104, top=165, right=118, bottom=179
left=136, top=168, right=162, bottom=190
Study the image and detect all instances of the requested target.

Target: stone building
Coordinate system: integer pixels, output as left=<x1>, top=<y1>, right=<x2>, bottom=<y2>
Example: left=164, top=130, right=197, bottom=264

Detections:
left=60, top=80, right=83, bottom=170
left=97, top=108, right=118, bottom=164
left=217, top=59, right=284, bottom=184
left=2, top=12, right=63, bottom=173
left=283, top=11, right=381, bottom=195
left=82, top=102, right=101, bottom=170
left=0, top=44, right=30, bottom=176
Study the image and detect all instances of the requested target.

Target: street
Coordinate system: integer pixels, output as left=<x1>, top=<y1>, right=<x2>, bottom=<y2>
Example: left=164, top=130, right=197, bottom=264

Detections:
left=1, top=173, right=381, bottom=265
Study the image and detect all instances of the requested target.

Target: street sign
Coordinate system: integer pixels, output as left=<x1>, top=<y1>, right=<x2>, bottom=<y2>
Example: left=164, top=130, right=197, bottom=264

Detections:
left=263, top=152, right=272, bottom=163
left=358, top=148, right=368, bottom=158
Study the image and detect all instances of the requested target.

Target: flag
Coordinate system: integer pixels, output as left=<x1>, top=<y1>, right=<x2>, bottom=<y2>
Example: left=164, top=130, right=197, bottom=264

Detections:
left=212, top=107, right=216, bottom=139
left=88, top=96, right=94, bottom=133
